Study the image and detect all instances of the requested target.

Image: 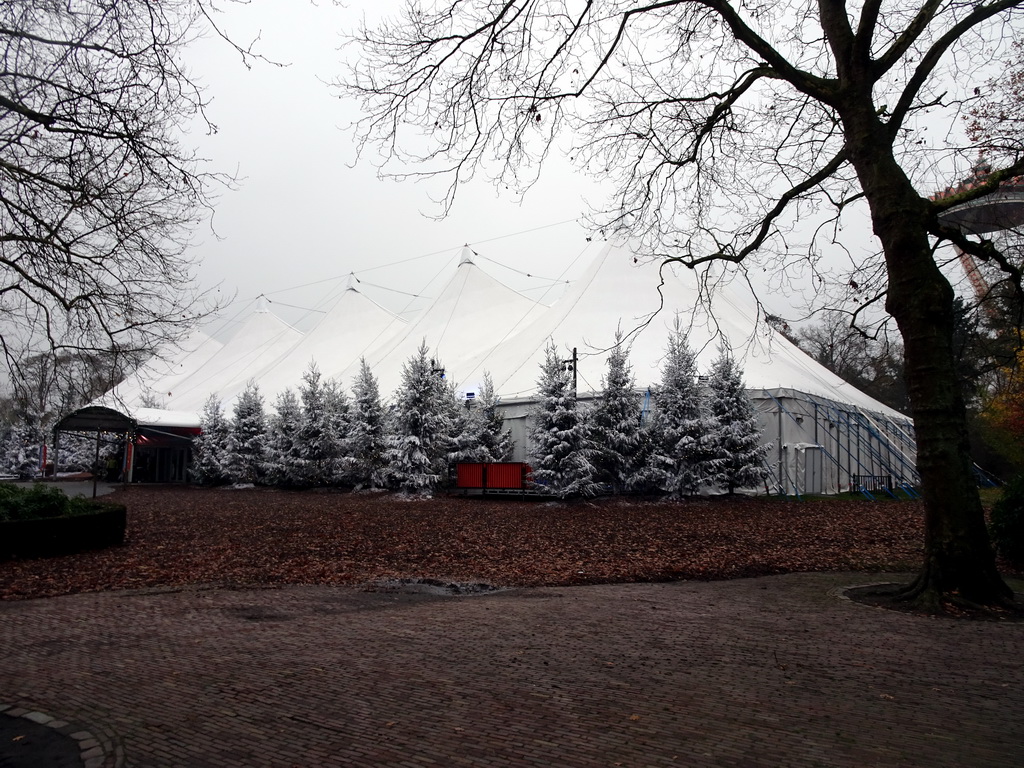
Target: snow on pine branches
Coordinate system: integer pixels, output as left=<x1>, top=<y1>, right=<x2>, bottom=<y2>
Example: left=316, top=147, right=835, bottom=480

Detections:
left=528, top=343, right=600, bottom=498
left=179, top=328, right=769, bottom=498
left=707, top=344, right=771, bottom=494
left=590, top=330, right=643, bottom=494
left=652, top=323, right=720, bottom=498
left=383, top=341, right=455, bottom=493
left=347, top=358, right=388, bottom=490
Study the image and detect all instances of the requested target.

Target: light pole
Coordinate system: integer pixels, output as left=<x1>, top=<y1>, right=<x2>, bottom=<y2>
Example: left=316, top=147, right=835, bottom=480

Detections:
left=562, top=347, right=578, bottom=395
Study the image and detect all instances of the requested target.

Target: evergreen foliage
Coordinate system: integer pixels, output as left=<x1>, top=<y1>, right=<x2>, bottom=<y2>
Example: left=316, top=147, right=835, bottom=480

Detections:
left=591, top=332, right=642, bottom=493
left=528, top=344, right=599, bottom=498
left=267, top=389, right=304, bottom=488
left=707, top=345, right=771, bottom=493
left=384, top=342, right=453, bottom=493
left=227, top=383, right=269, bottom=485
left=625, top=389, right=668, bottom=494
left=476, top=371, right=514, bottom=463
left=54, top=432, right=106, bottom=475
left=2, top=406, right=44, bottom=480
left=654, top=325, right=719, bottom=498
left=989, top=474, right=1024, bottom=567
left=445, top=372, right=514, bottom=467
left=348, top=359, right=388, bottom=489
left=323, top=378, right=352, bottom=484
left=297, top=364, right=340, bottom=487
left=192, top=395, right=232, bottom=485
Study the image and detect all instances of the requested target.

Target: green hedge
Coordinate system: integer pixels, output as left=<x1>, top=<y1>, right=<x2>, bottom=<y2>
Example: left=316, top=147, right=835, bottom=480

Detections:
left=0, top=483, right=126, bottom=559
left=990, top=474, right=1024, bottom=567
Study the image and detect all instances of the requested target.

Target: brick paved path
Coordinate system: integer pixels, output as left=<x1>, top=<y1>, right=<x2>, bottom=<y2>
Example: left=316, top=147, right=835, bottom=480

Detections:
left=1, top=573, right=1021, bottom=768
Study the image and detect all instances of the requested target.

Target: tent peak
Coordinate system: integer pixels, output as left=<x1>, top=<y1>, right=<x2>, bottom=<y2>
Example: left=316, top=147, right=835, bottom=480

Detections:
left=459, top=245, right=475, bottom=266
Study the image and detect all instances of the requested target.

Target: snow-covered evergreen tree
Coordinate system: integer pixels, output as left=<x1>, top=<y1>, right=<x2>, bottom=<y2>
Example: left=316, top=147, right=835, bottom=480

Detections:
left=707, top=344, right=772, bottom=493
left=627, top=411, right=671, bottom=494
left=323, top=377, right=351, bottom=483
left=528, top=343, right=599, bottom=498
left=384, top=342, right=453, bottom=493
left=475, top=371, right=513, bottom=462
left=2, top=406, right=44, bottom=479
left=296, top=363, right=340, bottom=486
left=227, top=382, right=269, bottom=485
left=590, top=331, right=642, bottom=493
left=348, top=358, right=388, bottom=489
left=267, top=388, right=304, bottom=487
left=192, top=395, right=231, bottom=485
left=443, top=378, right=480, bottom=465
left=654, top=324, right=719, bottom=498
left=57, top=429, right=125, bottom=476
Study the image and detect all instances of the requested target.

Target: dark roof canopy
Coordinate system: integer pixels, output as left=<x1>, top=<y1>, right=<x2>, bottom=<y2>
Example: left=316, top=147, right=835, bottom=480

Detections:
left=55, top=406, right=136, bottom=433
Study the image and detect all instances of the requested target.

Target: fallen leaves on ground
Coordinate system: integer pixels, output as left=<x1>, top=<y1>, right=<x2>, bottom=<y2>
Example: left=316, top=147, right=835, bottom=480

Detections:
left=0, top=486, right=1015, bottom=601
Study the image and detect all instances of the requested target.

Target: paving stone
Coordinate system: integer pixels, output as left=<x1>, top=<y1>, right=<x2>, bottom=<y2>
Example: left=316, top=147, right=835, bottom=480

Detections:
left=1, top=573, right=1022, bottom=767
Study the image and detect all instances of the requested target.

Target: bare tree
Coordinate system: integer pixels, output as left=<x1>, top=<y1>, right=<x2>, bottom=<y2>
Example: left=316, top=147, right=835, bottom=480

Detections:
left=342, top=1, right=1024, bottom=610
left=0, top=1, right=237, bottom=400
left=797, top=310, right=909, bottom=413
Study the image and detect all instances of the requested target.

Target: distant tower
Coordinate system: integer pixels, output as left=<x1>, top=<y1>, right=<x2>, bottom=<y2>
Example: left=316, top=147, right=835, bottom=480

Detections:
left=932, top=160, right=1024, bottom=305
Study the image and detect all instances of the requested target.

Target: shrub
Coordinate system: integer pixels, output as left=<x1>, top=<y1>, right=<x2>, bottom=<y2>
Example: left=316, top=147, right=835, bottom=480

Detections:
left=990, top=474, right=1024, bottom=566
left=0, top=482, right=94, bottom=522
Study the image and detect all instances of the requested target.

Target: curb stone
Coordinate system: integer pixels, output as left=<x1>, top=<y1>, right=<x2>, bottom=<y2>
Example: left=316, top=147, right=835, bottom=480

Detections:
left=0, top=703, right=122, bottom=768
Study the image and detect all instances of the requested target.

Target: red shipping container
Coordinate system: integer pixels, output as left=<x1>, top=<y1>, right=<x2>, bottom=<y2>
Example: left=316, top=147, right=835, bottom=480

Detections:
left=456, top=463, right=485, bottom=488
left=484, top=463, right=525, bottom=489
left=455, top=463, right=531, bottom=490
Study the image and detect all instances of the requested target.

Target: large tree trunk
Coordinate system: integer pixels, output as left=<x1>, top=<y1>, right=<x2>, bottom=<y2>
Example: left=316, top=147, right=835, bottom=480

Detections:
left=846, top=125, right=1013, bottom=609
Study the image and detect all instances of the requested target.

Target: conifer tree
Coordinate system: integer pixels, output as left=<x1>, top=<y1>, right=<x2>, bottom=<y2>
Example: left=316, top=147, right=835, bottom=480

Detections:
left=655, top=324, right=719, bottom=498
left=2, top=406, right=44, bottom=480
left=627, top=410, right=670, bottom=494
left=444, top=379, right=481, bottom=465
left=323, top=378, right=352, bottom=484
left=227, top=382, right=269, bottom=485
left=528, top=344, right=599, bottom=498
left=476, top=371, right=513, bottom=462
left=297, top=363, right=339, bottom=486
left=384, top=342, right=453, bottom=493
left=192, top=395, right=231, bottom=485
left=348, top=358, right=388, bottom=489
left=591, top=331, right=642, bottom=493
left=267, top=389, right=304, bottom=488
left=707, top=345, right=771, bottom=494
left=54, top=431, right=100, bottom=475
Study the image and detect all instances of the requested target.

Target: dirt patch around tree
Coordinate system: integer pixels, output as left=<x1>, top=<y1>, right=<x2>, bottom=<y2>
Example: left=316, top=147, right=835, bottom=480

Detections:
left=0, top=485, right=1020, bottom=606
left=842, top=581, right=1024, bottom=621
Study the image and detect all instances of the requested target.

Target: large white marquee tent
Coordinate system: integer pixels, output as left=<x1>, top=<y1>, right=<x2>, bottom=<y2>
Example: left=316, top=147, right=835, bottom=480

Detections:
left=89, top=240, right=917, bottom=494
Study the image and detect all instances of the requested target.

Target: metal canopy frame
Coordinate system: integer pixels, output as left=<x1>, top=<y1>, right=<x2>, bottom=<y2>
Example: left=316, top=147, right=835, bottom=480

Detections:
left=54, top=405, right=137, bottom=434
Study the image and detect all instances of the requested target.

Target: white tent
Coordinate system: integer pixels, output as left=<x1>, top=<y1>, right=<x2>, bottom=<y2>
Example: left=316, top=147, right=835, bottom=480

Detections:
left=153, top=299, right=303, bottom=412
left=92, top=239, right=917, bottom=493
left=337, top=246, right=550, bottom=398
left=448, top=240, right=901, bottom=412
left=198, top=280, right=406, bottom=409
left=99, top=329, right=223, bottom=410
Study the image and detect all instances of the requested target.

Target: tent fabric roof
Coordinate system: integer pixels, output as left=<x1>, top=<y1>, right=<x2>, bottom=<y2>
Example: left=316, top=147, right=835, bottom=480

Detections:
left=335, top=250, right=550, bottom=398
left=150, top=305, right=303, bottom=412
left=100, top=330, right=224, bottom=410
left=102, top=240, right=905, bottom=422
left=246, top=285, right=406, bottom=406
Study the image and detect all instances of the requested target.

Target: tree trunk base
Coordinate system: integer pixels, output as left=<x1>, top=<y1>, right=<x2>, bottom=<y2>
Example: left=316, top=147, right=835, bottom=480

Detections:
left=846, top=578, right=1023, bottom=620
left=891, top=562, right=1018, bottom=616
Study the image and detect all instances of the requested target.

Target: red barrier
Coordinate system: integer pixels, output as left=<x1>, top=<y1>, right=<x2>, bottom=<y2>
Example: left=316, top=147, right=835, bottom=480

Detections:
left=455, top=463, right=531, bottom=490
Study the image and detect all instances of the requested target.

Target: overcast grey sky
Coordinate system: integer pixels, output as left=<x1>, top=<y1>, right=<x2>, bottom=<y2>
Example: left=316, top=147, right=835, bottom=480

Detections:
left=182, top=0, right=991, bottom=345
left=186, top=0, right=611, bottom=341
